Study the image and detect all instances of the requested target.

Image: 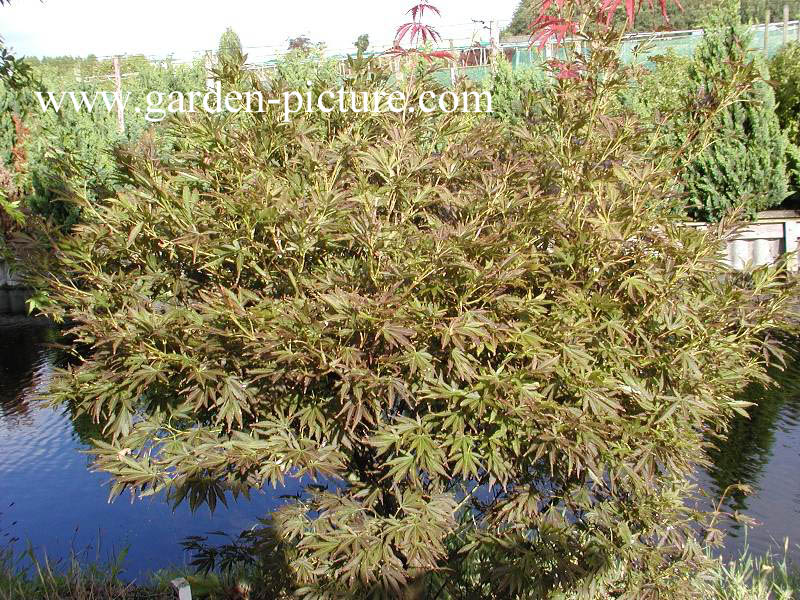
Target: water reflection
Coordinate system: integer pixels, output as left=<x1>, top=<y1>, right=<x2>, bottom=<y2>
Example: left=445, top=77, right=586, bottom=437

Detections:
left=704, top=351, right=800, bottom=559
left=0, top=290, right=29, bottom=316
left=0, top=315, right=54, bottom=427
left=0, top=314, right=298, bottom=581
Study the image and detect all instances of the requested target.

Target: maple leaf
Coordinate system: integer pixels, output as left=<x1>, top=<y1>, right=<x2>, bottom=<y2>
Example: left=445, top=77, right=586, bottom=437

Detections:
left=394, top=21, right=442, bottom=46
left=407, top=1, right=441, bottom=21
left=529, top=16, right=579, bottom=49
left=393, top=1, right=445, bottom=58
left=531, top=0, right=685, bottom=45
left=547, top=59, right=583, bottom=80
left=396, top=0, right=443, bottom=46
left=599, top=0, right=683, bottom=27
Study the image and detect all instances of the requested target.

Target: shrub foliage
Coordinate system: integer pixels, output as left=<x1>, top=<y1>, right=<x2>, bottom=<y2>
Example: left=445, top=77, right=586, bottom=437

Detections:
left=770, top=41, right=800, bottom=205
left=18, top=13, right=799, bottom=600
left=771, top=41, right=800, bottom=146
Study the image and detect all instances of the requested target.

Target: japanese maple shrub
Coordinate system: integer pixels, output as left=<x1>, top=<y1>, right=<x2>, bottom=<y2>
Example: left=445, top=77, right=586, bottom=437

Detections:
left=19, top=1, right=799, bottom=598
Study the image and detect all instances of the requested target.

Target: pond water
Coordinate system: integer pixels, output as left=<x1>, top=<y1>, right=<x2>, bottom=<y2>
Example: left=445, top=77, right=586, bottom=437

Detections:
left=1, top=309, right=799, bottom=581
left=0, top=311, right=302, bottom=582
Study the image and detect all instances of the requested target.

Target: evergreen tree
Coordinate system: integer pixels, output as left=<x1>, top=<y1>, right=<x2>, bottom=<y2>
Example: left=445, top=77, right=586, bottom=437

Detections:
left=501, top=0, right=534, bottom=38
left=217, top=27, right=243, bottom=63
left=770, top=42, right=800, bottom=145
left=354, top=33, right=369, bottom=57
left=682, top=0, right=788, bottom=221
left=483, top=55, right=548, bottom=125
left=770, top=42, right=800, bottom=205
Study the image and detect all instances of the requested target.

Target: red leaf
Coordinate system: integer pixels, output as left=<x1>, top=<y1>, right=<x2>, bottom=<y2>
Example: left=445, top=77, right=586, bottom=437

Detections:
left=599, top=0, right=623, bottom=24
left=384, top=47, right=452, bottom=62
left=395, top=22, right=415, bottom=45
left=395, top=20, right=441, bottom=46
left=395, top=1, right=443, bottom=50
left=427, top=50, right=453, bottom=59
left=529, top=15, right=578, bottom=49
left=625, top=0, right=636, bottom=26
left=547, top=58, right=583, bottom=80
left=407, top=1, right=441, bottom=21
left=597, top=0, right=683, bottom=28
left=384, top=45, right=410, bottom=57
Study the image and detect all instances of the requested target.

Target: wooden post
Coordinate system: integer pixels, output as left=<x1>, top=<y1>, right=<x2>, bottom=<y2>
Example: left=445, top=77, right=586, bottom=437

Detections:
left=489, top=19, right=499, bottom=62
left=764, top=9, right=770, bottom=56
left=448, top=39, right=456, bottom=85
left=112, top=56, right=124, bottom=134
left=784, top=4, right=789, bottom=45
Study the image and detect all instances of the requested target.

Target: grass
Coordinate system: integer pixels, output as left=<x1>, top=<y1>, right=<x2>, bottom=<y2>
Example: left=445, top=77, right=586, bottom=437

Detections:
left=1, top=540, right=798, bottom=599
left=0, top=545, right=173, bottom=600
left=705, top=540, right=800, bottom=600
left=0, top=544, right=245, bottom=600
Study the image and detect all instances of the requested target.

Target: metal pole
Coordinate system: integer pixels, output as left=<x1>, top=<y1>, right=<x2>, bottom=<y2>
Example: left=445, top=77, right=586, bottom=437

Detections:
left=764, top=9, right=770, bottom=56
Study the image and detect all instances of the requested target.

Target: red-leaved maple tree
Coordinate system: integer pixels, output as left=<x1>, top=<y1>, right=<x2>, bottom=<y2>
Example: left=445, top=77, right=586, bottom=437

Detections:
left=389, top=0, right=452, bottom=60
left=530, top=0, right=684, bottom=47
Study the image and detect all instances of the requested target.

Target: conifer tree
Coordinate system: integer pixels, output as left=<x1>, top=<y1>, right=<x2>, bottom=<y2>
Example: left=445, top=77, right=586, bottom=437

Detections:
left=217, top=27, right=243, bottom=63
left=771, top=42, right=800, bottom=145
left=683, top=0, right=788, bottom=221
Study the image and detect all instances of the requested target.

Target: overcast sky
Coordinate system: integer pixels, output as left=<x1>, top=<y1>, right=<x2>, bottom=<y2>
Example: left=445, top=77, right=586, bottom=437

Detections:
left=1, top=0, right=521, bottom=62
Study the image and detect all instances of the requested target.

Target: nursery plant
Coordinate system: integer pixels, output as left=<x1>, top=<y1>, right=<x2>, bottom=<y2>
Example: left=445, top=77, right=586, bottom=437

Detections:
left=681, top=0, right=788, bottom=222
left=15, top=0, right=800, bottom=598
left=770, top=41, right=800, bottom=205
left=771, top=42, right=800, bottom=146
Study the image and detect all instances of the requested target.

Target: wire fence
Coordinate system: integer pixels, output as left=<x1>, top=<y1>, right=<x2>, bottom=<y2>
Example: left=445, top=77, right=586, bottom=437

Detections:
left=435, top=20, right=800, bottom=84
left=71, top=18, right=800, bottom=90
left=235, top=20, right=800, bottom=86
